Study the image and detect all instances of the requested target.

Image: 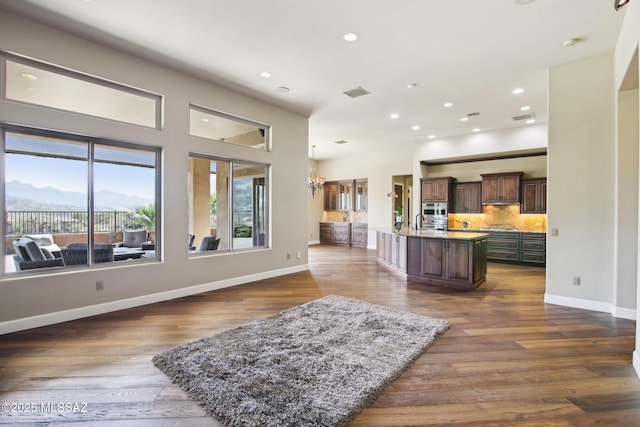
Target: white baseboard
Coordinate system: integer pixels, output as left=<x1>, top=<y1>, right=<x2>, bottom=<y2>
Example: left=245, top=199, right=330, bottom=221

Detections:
left=634, top=351, right=640, bottom=378
left=0, top=264, right=309, bottom=335
left=545, top=293, right=637, bottom=320
left=544, top=293, right=613, bottom=315
left=308, top=240, right=320, bottom=245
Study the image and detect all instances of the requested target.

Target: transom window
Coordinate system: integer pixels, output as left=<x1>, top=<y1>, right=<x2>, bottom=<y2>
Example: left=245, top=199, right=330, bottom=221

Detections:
left=189, top=105, right=269, bottom=151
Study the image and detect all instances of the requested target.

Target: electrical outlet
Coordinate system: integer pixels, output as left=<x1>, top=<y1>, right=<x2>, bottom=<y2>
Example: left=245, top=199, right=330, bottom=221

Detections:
left=551, top=228, right=559, bottom=236
left=297, top=251, right=301, bottom=259
left=573, top=276, right=581, bottom=286
left=96, top=280, right=104, bottom=291
left=286, top=253, right=291, bottom=260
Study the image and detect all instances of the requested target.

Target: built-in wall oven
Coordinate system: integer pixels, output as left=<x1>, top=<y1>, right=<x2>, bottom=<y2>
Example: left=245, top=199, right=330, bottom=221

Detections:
left=422, top=202, right=448, bottom=231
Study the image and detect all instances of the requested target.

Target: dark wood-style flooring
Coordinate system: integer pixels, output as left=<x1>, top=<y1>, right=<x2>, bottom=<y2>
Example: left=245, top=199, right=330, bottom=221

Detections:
left=0, top=245, right=638, bottom=426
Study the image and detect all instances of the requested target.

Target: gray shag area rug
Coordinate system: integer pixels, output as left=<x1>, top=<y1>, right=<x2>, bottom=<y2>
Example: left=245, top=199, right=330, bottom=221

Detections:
left=152, top=294, right=449, bottom=427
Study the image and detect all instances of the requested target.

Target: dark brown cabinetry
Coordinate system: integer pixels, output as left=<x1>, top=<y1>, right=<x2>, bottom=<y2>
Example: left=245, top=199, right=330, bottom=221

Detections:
left=453, top=181, right=482, bottom=213
left=324, top=179, right=367, bottom=211
left=406, top=235, right=487, bottom=290
left=486, top=231, right=519, bottom=262
left=421, top=177, right=455, bottom=204
left=320, top=222, right=350, bottom=246
left=322, top=222, right=368, bottom=247
left=521, top=178, right=547, bottom=213
left=481, top=172, right=522, bottom=204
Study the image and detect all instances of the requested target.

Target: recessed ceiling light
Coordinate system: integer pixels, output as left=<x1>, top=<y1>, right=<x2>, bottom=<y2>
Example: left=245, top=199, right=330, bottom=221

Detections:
left=407, top=83, right=418, bottom=89
left=343, top=32, right=358, bottom=42
left=515, top=0, right=536, bottom=4
left=200, top=118, right=210, bottom=123
left=390, top=113, right=399, bottom=119
left=443, top=102, right=453, bottom=108
left=520, top=105, right=531, bottom=111
left=412, top=125, right=421, bottom=131
left=428, top=135, right=436, bottom=139
left=512, top=87, right=525, bottom=95
left=526, top=119, right=536, bottom=124
left=460, top=117, right=469, bottom=122
left=260, top=71, right=272, bottom=78
left=275, top=86, right=290, bottom=93
left=21, top=73, right=38, bottom=80
left=472, top=128, right=481, bottom=132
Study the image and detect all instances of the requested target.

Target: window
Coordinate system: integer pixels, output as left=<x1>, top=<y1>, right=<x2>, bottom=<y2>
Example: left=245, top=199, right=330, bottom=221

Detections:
left=189, top=154, right=268, bottom=253
left=189, top=105, right=269, bottom=151
left=2, top=126, right=161, bottom=275
left=2, top=54, right=162, bottom=128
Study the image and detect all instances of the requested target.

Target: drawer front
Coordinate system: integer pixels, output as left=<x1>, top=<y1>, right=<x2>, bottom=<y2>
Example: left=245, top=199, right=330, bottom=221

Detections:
left=487, top=249, right=519, bottom=261
left=487, top=239, right=519, bottom=250
left=522, top=233, right=545, bottom=240
left=521, top=252, right=546, bottom=263
left=521, top=240, right=545, bottom=251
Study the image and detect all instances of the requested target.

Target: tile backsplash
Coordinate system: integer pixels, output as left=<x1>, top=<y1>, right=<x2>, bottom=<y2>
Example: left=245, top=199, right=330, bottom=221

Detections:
left=449, top=204, right=546, bottom=232
left=322, top=211, right=368, bottom=223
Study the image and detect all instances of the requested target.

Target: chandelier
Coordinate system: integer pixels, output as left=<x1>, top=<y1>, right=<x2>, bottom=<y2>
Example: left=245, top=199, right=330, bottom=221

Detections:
left=308, top=145, right=325, bottom=197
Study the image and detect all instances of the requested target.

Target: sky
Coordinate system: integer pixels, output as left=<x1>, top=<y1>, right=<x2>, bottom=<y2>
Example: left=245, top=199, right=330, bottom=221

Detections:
left=5, top=153, right=156, bottom=199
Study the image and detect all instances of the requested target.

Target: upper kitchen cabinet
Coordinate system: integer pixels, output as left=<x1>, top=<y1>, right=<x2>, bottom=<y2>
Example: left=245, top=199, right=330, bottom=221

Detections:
left=521, top=178, right=547, bottom=213
left=481, top=172, right=522, bottom=204
left=324, top=179, right=367, bottom=211
left=421, top=177, right=455, bottom=203
left=453, top=181, right=482, bottom=213
left=355, top=179, right=368, bottom=211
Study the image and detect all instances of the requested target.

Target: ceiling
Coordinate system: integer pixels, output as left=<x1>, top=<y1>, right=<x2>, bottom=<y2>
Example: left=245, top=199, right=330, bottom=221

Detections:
left=0, top=0, right=627, bottom=160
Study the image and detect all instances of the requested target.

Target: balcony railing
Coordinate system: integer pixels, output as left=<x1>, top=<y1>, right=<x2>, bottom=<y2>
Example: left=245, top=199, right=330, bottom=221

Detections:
left=5, top=211, right=143, bottom=235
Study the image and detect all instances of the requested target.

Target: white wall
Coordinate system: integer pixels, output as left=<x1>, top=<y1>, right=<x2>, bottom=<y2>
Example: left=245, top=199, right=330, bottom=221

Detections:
left=316, top=145, right=414, bottom=246
left=546, top=53, right=616, bottom=311
left=0, top=10, right=310, bottom=333
left=613, top=1, right=640, bottom=377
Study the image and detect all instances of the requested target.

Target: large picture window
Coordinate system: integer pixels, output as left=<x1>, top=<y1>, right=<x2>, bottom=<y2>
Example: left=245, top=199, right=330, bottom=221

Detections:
left=189, top=154, right=268, bottom=254
left=2, top=126, right=161, bottom=275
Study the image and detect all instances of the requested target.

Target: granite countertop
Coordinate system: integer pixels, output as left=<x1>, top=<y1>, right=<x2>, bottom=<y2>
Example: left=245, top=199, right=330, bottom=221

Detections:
left=449, top=228, right=546, bottom=234
left=377, top=228, right=488, bottom=240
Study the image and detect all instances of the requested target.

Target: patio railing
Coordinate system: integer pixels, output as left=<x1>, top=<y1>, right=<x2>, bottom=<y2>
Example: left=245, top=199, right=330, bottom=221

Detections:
left=5, top=211, right=142, bottom=235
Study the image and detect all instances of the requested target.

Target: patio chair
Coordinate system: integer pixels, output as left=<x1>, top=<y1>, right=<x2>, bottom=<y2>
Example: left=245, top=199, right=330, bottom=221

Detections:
left=119, top=229, right=148, bottom=248
left=22, top=233, right=62, bottom=256
left=199, top=236, right=220, bottom=251
left=61, top=243, right=114, bottom=265
left=12, top=236, right=64, bottom=271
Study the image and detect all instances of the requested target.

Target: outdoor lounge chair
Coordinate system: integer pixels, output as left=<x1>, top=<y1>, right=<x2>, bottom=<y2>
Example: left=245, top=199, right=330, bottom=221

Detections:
left=119, top=229, right=148, bottom=248
left=12, top=236, right=64, bottom=271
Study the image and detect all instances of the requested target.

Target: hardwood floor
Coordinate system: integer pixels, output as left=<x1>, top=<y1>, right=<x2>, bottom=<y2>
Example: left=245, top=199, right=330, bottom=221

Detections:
left=0, top=245, right=638, bottom=426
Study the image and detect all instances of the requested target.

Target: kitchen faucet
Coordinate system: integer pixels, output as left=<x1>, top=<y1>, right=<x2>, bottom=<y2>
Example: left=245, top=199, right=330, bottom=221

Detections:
left=415, top=213, right=424, bottom=230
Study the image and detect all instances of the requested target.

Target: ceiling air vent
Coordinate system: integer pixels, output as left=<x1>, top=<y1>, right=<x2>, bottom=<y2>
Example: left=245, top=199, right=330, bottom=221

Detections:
left=334, top=140, right=348, bottom=144
left=512, top=112, right=536, bottom=121
left=343, top=87, right=370, bottom=98
left=467, top=112, right=480, bottom=117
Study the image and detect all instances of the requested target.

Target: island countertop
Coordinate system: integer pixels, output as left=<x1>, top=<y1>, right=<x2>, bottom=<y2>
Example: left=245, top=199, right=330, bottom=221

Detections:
left=376, top=228, right=488, bottom=240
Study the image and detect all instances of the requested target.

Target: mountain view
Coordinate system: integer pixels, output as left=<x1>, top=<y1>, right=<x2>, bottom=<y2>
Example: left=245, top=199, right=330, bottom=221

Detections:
left=5, top=180, right=154, bottom=211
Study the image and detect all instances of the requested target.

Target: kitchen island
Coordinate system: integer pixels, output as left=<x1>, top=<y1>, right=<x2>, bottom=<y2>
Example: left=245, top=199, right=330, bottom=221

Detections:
left=376, top=229, right=488, bottom=291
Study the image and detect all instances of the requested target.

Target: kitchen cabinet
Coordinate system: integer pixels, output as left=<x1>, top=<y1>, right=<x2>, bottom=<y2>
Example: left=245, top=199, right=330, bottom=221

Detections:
left=351, top=223, right=368, bottom=248
left=421, top=177, right=455, bottom=204
left=406, top=233, right=487, bottom=290
left=323, top=179, right=367, bottom=211
left=376, top=231, right=406, bottom=272
left=355, top=179, right=368, bottom=211
left=320, top=222, right=350, bottom=245
left=521, top=178, right=547, bottom=213
left=481, top=172, right=522, bottom=204
left=320, top=222, right=334, bottom=244
left=520, top=232, right=546, bottom=266
left=453, top=181, right=482, bottom=213
left=485, top=231, right=519, bottom=262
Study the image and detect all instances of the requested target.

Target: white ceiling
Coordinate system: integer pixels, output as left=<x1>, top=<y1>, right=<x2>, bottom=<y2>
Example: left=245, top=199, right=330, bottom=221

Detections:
left=0, top=0, right=627, bottom=159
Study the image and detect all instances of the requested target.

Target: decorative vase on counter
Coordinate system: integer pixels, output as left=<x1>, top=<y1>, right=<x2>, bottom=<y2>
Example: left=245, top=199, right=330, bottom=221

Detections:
left=395, top=215, right=403, bottom=232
